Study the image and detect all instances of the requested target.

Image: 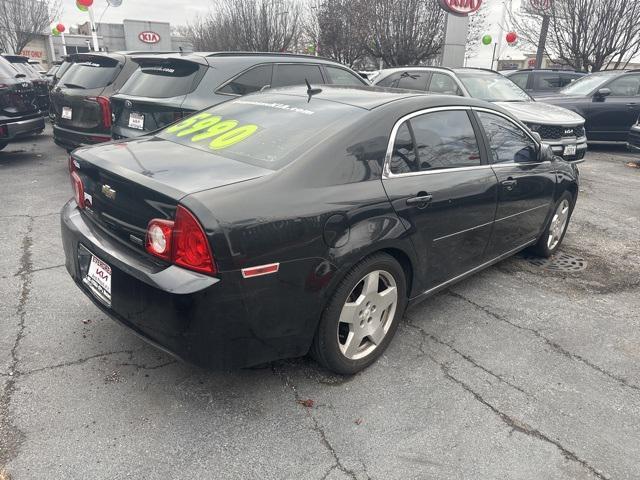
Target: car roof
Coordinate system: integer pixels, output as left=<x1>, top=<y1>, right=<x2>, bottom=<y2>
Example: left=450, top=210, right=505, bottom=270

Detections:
left=509, top=68, right=587, bottom=74
left=263, top=85, right=505, bottom=112
left=130, top=51, right=352, bottom=67
left=2, top=54, right=30, bottom=63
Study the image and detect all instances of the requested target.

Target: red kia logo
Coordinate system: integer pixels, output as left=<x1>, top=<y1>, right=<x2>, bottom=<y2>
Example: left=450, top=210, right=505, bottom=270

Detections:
left=438, top=0, right=483, bottom=16
left=138, top=31, right=161, bottom=44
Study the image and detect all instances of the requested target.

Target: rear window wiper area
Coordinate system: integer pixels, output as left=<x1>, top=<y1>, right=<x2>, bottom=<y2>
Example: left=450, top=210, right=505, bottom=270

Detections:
left=63, top=83, right=87, bottom=89
left=14, top=73, right=26, bottom=78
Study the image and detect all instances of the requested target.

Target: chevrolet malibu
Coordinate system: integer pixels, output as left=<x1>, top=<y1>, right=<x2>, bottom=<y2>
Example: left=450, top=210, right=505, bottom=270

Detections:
left=61, top=86, right=579, bottom=374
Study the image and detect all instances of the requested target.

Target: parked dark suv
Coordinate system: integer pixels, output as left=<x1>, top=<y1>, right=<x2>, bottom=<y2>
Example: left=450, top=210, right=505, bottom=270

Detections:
left=51, top=52, right=162, bottom=150
left=0, top=56, right=45, bottom=150
left=3, top=54, right=50, bottom=112
left=538, top=70, right=640, bottom=142
left=110, top=52, right=368, bottom=139
left=505, top=69, right=585, bottom=98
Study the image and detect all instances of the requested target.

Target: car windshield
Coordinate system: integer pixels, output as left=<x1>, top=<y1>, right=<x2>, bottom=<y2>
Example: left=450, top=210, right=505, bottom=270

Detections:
left=157, top=92, right=367, bottom=170
left=456, top=70, right=532, bottom=102
left=560, top=73, right=613, bottom=95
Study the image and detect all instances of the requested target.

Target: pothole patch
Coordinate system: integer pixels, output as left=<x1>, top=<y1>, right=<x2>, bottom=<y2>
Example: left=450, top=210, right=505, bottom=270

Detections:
left=520, top=251, right=588, bottom=272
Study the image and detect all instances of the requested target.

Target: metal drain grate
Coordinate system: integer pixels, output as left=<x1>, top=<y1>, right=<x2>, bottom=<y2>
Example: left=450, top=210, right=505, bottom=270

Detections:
left=520, top=251, right=587, bottom=272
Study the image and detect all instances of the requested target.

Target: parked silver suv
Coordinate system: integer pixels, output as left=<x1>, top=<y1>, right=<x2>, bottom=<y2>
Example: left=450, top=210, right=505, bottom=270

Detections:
left=373, top=67, right=587, bottom=162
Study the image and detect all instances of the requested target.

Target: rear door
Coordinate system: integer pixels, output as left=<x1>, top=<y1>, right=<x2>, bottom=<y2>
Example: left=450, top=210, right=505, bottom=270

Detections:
left=381, top=107, right=498, bottom=289
left=111, top=58, right=206, bottom=139
left=475, top=109, right=556, bottom=256
left=51, top=55, right=122, bottom=134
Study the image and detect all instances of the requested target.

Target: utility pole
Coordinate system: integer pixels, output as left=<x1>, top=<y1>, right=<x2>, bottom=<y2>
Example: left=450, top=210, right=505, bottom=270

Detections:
left=535, top=15, right=550, bottom=68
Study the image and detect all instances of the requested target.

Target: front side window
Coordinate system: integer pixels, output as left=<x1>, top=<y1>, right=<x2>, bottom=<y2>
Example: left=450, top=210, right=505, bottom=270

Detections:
left=272, top=64, right=324, bottom=88
left=218, top=64, right=273, bottom=95
left=509, top=73, right=529, bottom=90
left=477, top=112, right=537, bottom=164
left=325, top=66, right=365, bottom=86
left=389, top=110, right=481, bottom=174
left=428, top=73, right=462, bottom=95
left=606, top=74, right=640, bottom=97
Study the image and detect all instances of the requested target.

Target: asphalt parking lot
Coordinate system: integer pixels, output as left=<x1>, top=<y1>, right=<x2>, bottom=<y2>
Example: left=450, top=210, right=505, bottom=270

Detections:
left=1, top=127, right=639, bottom=480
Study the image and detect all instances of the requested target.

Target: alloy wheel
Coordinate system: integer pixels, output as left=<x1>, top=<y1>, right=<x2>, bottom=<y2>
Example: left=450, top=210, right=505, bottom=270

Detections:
left=337, top=270, right=398, bottom=360
left=547, top=199, right=570, bottom=250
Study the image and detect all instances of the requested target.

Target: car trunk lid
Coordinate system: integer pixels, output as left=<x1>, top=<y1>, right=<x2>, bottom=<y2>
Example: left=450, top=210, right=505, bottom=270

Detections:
left=72, top=135, right=272, bottom=250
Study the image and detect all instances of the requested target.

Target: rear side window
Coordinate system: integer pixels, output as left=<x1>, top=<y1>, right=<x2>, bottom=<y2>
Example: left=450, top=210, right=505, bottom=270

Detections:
left=376, top=73, right=401, bottom=88
left=397, top=71, right=429, bottom=91
left=157, top=94, right=366, bottom=170
left=59, top=57, right=120, bottom=89
left=325, top=66, right=365, bottom=86
left=389, top=110, right=481, bottom=174
left=477, top=112, right=537, bottom=163
left=119, top=60, right=201, bottom=98
left=534, top=72, right=565, bottom=92
left=272, top=64, right=324, bottom=88
left=218, top=64, right=273, bottom=95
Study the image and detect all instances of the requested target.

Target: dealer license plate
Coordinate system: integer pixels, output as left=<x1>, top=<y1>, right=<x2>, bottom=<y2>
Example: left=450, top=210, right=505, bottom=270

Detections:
left=128, top=112, right=145, bottom=130
left=61, top=106, right=72, bottom=120
left=84, top=254, right=112, bottom=306
left=564, top=144, right=577, bottom=156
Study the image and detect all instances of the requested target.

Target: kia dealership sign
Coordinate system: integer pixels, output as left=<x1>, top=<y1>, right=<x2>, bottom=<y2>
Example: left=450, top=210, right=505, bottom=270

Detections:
left=438, top=0, right=483, bottom=16
left=138, top=31, right=161, bottom=44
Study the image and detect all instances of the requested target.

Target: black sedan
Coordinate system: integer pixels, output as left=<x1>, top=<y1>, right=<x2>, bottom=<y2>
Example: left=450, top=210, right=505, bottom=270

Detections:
left=539, top=70, right=640, bottom=142
left=61, top=86, right=579, bottom=374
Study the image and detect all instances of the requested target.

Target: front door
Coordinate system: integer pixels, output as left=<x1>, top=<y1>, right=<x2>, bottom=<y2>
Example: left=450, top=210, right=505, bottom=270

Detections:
left=586, top=73, right=640, bottom=141
left=381, top=108, right=498, bottom=290
left=474, top=110, right=556, bottom=257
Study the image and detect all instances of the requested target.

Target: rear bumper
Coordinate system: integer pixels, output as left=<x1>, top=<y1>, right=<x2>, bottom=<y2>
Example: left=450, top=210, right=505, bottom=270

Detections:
left=53, top=124, right=111, bottom=150
left=111, top=124, right=148, bottom=140
left=0, top=115, right=45, bottom=140
left=60, top=200, right=321, bottom=369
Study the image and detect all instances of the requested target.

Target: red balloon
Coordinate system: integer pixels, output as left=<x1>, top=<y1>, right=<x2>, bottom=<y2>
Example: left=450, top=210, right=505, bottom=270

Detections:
left=77, top=0, right=93, bottom=6
left=56, top=23, right=66, bottom=33
left=506, top=32, right=518, bottom=44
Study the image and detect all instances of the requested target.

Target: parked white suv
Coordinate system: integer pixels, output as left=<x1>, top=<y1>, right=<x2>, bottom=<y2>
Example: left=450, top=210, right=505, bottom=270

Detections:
left=373, top=67, right=587, bottom=162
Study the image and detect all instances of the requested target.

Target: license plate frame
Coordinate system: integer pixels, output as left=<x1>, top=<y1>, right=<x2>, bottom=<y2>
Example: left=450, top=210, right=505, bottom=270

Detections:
left=128, top=112, right=145, bottom=130
left=564, top=144, right=577, bottom=156
left=61, top=106, right=72, bottom=120
left=82, top=253, right=112, bottom=307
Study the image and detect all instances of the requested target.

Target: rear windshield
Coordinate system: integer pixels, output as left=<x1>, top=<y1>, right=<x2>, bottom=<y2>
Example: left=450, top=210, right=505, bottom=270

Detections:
left=119, top=60, right=201, bottom=98
left=157, top=93, right=366, bottom=170
left=58, top=57, right=121, bottom=89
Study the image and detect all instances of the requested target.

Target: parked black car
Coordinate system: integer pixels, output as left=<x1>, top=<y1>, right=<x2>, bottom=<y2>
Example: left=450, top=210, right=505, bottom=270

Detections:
left=628, top=116, right=640, bottom=152
left=51, top=52, right=159, bottom=150
left=110, top=52, right=368, bottom=139
left=539, top=70, right=640, bottom=142
left=61, top=86, right=578, bottom=374
left=505, top=69, right=585, bottom=98
left=3, top=54, right=50, bottom=112
left=0, top=56, right=45, bottom=150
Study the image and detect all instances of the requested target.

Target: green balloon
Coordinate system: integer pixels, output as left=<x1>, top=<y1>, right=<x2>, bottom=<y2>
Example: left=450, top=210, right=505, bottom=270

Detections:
left=52, top=27, right=60, bottom=36
left=482, top=35, right=492, bottom=45
left=77, top=2, right=88, bottom=11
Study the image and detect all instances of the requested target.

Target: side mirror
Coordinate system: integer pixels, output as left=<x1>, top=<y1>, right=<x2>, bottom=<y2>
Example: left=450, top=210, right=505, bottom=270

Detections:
left=539, top=143, right=555, bottom=162
left=595, top=88, right=611, bottom=99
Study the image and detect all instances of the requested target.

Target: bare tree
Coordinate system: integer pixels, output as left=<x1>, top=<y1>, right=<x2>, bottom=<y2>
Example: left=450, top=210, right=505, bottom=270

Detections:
left=0, top=0, right=60, bottom=54
left=315, top=0, right=368, bottom=66
left=364, top=0, right=446, bottom=67
left=465, top=1, right=489, bottom=60
left=184, top=0, right=301, bottom=52
left=509, top=0, right=640, bottom=71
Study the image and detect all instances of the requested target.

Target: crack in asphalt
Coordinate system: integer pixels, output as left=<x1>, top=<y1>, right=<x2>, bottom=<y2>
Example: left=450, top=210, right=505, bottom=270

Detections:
left=13, top=263, right=65, bottom=277
left=433, top=358, right=610, bottom=480
left=447, top=290, right=640, bottom=393
left=0, top=212, right=59, bottom=219
left=271, top=365, right=365, bottom=480
left=19, top=350, right=136, bottom=377
left=404, top=321, right=530, bottom=396
left=0, top=217, right=33, bottom=467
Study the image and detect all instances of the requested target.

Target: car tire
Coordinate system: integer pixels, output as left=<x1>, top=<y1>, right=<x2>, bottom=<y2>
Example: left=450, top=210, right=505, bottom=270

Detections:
left=311, top=253, right=407, bottom=375
left=530, top=191, right=574, bottom=258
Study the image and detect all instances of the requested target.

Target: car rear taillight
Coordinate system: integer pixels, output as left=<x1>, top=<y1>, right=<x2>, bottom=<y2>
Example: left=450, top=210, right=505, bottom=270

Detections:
left=0, top=125, right=7, bottom=138
left=88, top=95, right=112, bottom=129
left=70, top=171, right=85, bottom=209
left=145, top=205, right=216, bottom=275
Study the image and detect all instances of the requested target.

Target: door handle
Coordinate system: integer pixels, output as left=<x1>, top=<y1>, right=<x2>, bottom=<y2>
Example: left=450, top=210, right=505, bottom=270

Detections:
left=406, top=193, right=433, bottom=208
left=501, top=178, right=518, bottom=191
